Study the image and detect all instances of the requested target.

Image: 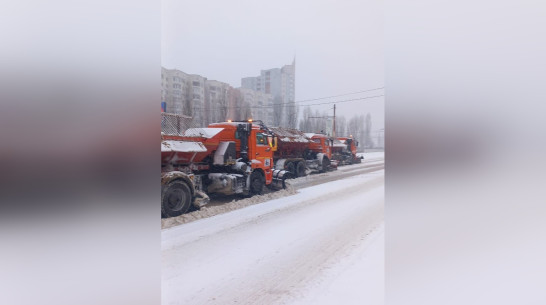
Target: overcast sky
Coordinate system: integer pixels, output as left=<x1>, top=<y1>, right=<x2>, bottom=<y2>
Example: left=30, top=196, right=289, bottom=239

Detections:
left=162, top=0, right=384, bottom=132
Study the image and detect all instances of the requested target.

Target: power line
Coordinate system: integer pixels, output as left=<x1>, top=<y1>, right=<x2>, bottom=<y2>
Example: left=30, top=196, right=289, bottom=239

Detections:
left=297, top=95, right=384, bottom=107
left=192, top=88, right=385, bottom=110
left=293, top=87, right=384, bottom=104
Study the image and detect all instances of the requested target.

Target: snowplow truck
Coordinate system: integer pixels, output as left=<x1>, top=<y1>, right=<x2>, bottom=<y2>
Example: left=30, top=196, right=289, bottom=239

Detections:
left=266, top=126, right=335, bottom=178
left=332, top=137, right=363, bottom=165
left=161, top=116, right=290, bottom=218
left=305, top=132, right=340, bottom=170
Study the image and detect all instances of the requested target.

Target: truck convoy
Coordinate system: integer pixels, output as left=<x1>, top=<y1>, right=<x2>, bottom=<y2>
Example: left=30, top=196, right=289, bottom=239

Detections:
left=268, top=127, right=336, bottom=178
left=161, top=113, right=364, bottom=218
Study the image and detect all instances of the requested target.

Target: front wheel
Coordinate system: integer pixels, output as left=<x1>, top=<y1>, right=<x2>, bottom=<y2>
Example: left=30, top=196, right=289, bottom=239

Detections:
left=320, top=157, right=331, bottom=173
left=161, top=180, right=192, bottom=218
left=296, top=161, right=306, bottom=177
left=249, top=171, right=264, bottom=195
left=285, top=162, right=295, bottom=177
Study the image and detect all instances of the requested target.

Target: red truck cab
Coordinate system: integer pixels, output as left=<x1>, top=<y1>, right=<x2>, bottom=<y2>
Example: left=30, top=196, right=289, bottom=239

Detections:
left=208, top=121, right=278, bottom=186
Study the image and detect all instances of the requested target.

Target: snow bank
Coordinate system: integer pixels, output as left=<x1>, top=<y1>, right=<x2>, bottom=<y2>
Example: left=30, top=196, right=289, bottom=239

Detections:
left=359, top=151, right=384, bottom=159
left=161, top=186, right=298, bottom=229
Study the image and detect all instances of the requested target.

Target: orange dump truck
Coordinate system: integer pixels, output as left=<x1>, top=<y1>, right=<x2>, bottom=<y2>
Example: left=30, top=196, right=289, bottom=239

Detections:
left=262, top=125, right=336, bottom=178
left=161, top=115, right=289, bottom=218
left=332, top=136, right=363, bottom=165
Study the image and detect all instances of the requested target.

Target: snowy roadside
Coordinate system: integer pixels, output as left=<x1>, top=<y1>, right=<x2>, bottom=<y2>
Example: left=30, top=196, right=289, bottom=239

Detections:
left=161, top=187, right=298, bottom=230
left=286, top=223, right=384, bottom=305
left=359, top=151, right=384, bottom=160
left=162, top=170, right=384, bottom=305
left=162, top=157, right=384, bottom=229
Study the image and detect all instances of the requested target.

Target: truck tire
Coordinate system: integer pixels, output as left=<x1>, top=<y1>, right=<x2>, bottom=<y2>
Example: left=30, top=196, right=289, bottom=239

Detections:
left=286, top=162, right=295, bottom=177
left=296, top=161, right=306, bottom=177
left=161, top=180, right=192, bottom=218
left=249, top=171, right=264, bottom=195
left=320, top=157, right=331, bottom=173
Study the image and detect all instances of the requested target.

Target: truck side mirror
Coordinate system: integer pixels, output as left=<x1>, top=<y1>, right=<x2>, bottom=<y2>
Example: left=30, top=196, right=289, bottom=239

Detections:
left=272, top=136, right=278, bottom=151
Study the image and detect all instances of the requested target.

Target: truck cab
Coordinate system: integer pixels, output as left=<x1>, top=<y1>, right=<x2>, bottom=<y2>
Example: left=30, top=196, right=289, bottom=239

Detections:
left=208, top=121, right=286, bottom=191
left=334, top=136, right=362, bottom=164
left=308, top=133, right=333, bottom=160
left=247, top=123, right=276, bottom=185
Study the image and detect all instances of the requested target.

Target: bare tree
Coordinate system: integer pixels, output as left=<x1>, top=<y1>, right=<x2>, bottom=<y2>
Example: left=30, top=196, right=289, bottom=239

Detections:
left=272, top=95, right=283, bottom=126
left=364, top=113, right=373, bottom=148
left=336, top=115, right=347, bottom=137
left=347, top=114, right=364, bottom=144
left=227, top=88, right=246, bottom=121
left=285, top=101, right=299, bottom=129
left=298, top=106, right=312, bottom=132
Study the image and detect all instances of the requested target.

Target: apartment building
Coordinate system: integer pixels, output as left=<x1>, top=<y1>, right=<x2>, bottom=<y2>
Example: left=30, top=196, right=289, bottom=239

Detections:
left=241, top=59, right=296, bottom=127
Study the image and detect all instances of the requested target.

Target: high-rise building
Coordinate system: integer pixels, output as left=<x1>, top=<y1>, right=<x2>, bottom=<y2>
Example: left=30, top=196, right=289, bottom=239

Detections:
left=239, top=88, right=274, bottom=125
left=204, top=80, right=231, bottom=126
left=241, top=59, right=296, bottom=127
left=162, top=61, right=295, bottom=128
left=162, top=67, right=233, bottom=127
left=162, top=67, right=190, bottom=115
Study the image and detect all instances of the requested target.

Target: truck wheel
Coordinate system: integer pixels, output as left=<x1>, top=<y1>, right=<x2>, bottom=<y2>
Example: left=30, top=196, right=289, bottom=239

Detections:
left=249, top=171, right=264, bottom=195
left=320, top=157, right=331, bottom=173
left=286, top=162, right=295, bottom=176
left=161, top=180, right=192, bottom=218
left=296, top=161, right=306, bottom=177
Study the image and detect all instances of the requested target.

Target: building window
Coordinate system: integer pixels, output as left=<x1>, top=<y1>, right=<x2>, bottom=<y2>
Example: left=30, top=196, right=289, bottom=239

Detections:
left=192, top=81, right=200, bottom=87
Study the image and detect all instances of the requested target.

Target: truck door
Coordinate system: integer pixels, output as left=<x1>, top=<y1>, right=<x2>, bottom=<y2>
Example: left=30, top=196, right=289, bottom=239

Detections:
left=251, top=131, right=274, bottom=183
left=323, top=138, right=331, bottom=159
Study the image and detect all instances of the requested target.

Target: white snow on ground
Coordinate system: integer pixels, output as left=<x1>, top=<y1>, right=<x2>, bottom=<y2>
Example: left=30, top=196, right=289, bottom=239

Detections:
left=287, top=223, right=384, bottom=305
left=162, top=168, right=384, bottom=305
left=161, top=187, right=298, bottom=229
left=359, top=151, right=384, bottom=160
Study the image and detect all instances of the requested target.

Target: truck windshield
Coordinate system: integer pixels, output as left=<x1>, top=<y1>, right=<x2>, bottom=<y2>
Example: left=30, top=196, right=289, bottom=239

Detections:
left=256, top=133, right=267, bottom=145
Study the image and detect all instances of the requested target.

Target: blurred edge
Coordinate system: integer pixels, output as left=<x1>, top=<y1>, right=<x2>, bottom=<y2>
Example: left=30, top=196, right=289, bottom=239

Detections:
left=386, top=1, right=546, bottom=305
left=0, top=1, right=160, bottom=305
left=2, top=0, right=546, bottom=305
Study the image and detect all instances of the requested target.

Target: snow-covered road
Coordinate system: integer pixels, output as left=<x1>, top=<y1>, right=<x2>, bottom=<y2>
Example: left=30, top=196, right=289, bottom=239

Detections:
left=162, top=155, right=384, bottom=305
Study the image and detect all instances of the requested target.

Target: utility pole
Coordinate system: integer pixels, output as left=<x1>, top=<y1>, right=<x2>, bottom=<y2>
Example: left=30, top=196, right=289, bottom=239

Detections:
left=333, top=104, right=336, bottom=138
left=309, top=104, right=337, bottom=136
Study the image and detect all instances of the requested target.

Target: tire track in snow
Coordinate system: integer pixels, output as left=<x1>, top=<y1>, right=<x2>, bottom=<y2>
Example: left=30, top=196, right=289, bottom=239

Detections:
left=162, top=172, right=384, bottom=305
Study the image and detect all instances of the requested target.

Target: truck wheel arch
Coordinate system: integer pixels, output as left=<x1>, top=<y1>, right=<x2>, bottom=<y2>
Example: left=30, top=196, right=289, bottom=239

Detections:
left=161, top=179, right=193, bottom=218
left=161, top=172, right=196, bottom=218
